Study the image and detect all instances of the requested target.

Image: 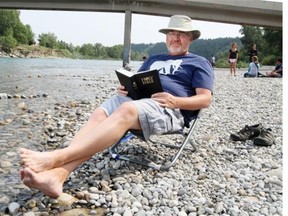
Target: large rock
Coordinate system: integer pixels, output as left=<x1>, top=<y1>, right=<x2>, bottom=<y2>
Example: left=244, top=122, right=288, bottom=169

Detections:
left=55, top=193, right=78, bottom=208
left=59, top=208, right=105, bottom=216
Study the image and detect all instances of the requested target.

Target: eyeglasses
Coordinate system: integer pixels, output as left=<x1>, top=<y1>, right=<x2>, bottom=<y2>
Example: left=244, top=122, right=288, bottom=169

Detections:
left=167, top=31, right=191, bottom=39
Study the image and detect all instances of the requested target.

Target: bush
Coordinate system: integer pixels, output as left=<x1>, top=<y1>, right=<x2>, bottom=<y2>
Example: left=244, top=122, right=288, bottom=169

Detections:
left=261, top=54, right=278, bottom=65
left=215, top=59, right=229, bottom=68
left=0, top=35, right=17, bottom=52
left=236, top=61, right=248, bottom=69
left=214, top=59, right=247, bottom=69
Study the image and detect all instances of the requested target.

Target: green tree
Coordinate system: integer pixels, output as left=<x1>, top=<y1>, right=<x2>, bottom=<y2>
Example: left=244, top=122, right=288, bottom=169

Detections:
left=57, top=40, right=71, bottom=50
left=106, top=45, right=123, bottom=59
left=239, top=25, right=282, bottom=65
left=0, top=9, right=36, bottom=50
left=240, top=26, right=264, bottom=50
left=14, top=22, right=28, bottom=44
left=94, top=43, right=107, bottom=58
left=0, top=10, right=20, bottom=49
left=239, top=26, right=265, bottom=61
left=38, top=32, right=58, bottom=48
left=25, top=25, right=35, bottom=45
left=0, top=34, right=17, bottom=52
left=0, top=10, right=20, bottom=36
left=79, top=43, right=95, bottom=58
left=262, top=27, right=282, bottom=57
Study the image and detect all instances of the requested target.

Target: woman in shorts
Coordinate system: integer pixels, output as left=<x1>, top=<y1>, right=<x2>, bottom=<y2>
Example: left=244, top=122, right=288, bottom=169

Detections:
left=228, top=42, right=238, bottom=76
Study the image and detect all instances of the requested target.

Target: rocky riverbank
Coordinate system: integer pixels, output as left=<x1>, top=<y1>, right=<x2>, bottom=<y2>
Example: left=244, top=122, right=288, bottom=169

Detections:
left=0, top=67, right=283, bottom=216
left=0, top=46, right=68, bottom=58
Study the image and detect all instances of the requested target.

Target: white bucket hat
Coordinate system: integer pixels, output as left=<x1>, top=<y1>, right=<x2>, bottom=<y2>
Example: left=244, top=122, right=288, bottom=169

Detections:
left=159, top=15, right=201, bottom=40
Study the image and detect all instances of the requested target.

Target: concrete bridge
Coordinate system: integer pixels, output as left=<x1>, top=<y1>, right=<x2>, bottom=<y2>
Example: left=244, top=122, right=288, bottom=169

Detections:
left=0, top=0, right=283, bottom=64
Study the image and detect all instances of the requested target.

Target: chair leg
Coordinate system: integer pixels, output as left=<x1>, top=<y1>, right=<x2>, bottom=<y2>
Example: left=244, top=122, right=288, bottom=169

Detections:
left=148, top=117, right=198, bottom=170
left=109, top=134, right=163, bottom=170
left=109, top=116, right=199, bottom=171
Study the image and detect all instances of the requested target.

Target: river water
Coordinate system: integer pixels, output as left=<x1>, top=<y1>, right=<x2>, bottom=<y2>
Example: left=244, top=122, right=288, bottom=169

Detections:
left=0, top=58, right=142, bottom=101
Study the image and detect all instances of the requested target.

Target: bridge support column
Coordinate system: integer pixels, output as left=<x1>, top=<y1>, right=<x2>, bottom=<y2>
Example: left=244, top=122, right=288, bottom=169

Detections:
left=122, top=10, right=132, bottom=67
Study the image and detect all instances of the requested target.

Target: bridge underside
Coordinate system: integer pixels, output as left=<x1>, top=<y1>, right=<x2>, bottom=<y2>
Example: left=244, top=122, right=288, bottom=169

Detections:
left=0, top=0, right=282, bottom=64
left=0, top=0, right=282, bottom=27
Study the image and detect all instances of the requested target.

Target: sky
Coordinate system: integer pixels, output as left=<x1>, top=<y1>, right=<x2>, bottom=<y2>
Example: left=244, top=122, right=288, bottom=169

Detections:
left=20, top=10, right=243, bottom=46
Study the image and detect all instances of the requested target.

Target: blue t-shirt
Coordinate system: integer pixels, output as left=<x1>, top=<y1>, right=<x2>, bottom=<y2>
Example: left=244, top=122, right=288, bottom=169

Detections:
left=275, top=64, right=283, bottom=76
left=138, top=53, right=214, bottom=126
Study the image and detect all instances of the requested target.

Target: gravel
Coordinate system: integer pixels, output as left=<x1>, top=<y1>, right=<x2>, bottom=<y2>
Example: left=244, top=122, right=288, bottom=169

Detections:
left=0, top=67, right=283, bottom=216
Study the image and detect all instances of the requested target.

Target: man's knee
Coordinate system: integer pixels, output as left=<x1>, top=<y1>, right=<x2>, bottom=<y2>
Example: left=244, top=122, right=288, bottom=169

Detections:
left=116, top=102, right=138, bottom=119
left=88, top=108, right=107, bottom=123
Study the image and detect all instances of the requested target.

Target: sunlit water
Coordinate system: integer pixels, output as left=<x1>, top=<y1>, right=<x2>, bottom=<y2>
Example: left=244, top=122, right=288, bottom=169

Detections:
left=0, top=58, right=141, bottom=98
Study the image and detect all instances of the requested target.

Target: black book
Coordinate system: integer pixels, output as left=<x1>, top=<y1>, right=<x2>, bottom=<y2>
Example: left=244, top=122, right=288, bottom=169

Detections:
left=115, top=68, right=163, bottom=100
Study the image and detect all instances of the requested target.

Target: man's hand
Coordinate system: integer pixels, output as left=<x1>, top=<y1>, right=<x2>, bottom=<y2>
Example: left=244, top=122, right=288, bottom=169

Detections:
left=151, top=92, right=177, bottom=109
left=117, top=85, right=128, bottom=96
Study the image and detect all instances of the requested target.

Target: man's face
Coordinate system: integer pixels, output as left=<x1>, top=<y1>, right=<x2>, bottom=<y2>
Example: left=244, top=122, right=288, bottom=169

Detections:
left=166, top=31, right=192, bottom=56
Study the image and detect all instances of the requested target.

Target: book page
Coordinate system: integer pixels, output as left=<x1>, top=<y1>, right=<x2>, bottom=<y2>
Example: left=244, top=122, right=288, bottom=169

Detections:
left=115, top=68, right=135, bottom=77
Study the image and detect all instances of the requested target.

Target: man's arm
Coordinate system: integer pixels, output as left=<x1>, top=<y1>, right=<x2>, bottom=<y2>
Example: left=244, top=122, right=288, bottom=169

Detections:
left=151, top=88, right=212, bottom=110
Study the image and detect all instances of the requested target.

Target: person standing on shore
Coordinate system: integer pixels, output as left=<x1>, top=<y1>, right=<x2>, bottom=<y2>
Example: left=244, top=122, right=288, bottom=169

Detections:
left=210, top=55, right=216, bottom=68
left=19, top=15, right=214, bottom=198
left=228, top=42, right=238, bottom=76
left=248, top=43, right=258, bottom=63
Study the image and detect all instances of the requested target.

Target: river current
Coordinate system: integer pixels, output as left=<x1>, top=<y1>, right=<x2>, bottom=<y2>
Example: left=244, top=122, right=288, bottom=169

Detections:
left=0, top=58, right=142, bottom=101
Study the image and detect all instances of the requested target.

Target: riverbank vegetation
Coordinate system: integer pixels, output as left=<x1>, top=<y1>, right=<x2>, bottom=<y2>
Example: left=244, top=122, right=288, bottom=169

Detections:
left=0, top=9, right=282, bottom=67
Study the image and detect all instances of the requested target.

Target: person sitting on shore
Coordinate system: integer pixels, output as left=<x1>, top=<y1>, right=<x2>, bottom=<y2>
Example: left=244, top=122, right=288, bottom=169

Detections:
left=266, top=58, right=283, bottom=78
left=244, top=56, right=260, bottom=78
left=19, top=15, right=214, bottom=198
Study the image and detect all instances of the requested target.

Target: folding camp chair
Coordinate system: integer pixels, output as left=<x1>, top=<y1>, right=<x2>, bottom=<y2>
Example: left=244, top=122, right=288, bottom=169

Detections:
left=109, top=110, right=201, bottom=171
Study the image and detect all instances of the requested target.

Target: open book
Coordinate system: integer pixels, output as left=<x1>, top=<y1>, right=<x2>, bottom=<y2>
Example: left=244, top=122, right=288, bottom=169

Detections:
left=115, top=68, right=163, bottom=100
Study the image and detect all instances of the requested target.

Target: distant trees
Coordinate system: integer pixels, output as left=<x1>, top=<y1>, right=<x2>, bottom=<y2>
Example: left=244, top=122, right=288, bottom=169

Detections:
left=262, top=27, right=282, bottom=63
left=240, top=26, right=282, bottom=65
left=0, top=9, right=35, bottom=51
left=106, top=45, right=122, bottom=59
left=38, top=32, right=58, bottom=48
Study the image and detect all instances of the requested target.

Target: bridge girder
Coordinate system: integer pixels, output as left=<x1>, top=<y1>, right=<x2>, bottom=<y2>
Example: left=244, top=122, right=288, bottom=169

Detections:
left=0, top=0, right=282, bottom=27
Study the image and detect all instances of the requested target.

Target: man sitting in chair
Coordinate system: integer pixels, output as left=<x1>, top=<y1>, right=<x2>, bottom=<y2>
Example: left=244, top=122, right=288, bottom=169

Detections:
left=19, top=15, right=215, bottom=198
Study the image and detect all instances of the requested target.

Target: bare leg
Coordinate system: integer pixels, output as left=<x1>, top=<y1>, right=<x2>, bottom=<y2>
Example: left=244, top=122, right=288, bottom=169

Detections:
left=20, top=108, right=107, bottom=172
left=19, top=102, right=141, bottom=198
left=266, top=71, right=281, bottom=77
left=69, top=106, right=109, bottom=147
left=19, top=107, right=106, bottom=198
left=230, top=62, right=236, bottom=76
left=20, top=102, right=141, bottom=172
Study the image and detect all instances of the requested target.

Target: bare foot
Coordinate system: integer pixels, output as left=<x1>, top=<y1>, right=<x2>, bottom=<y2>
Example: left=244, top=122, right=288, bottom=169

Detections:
left=21, top=167, right=65, bottom=198
left=20, top=148, right=63, bottom=173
